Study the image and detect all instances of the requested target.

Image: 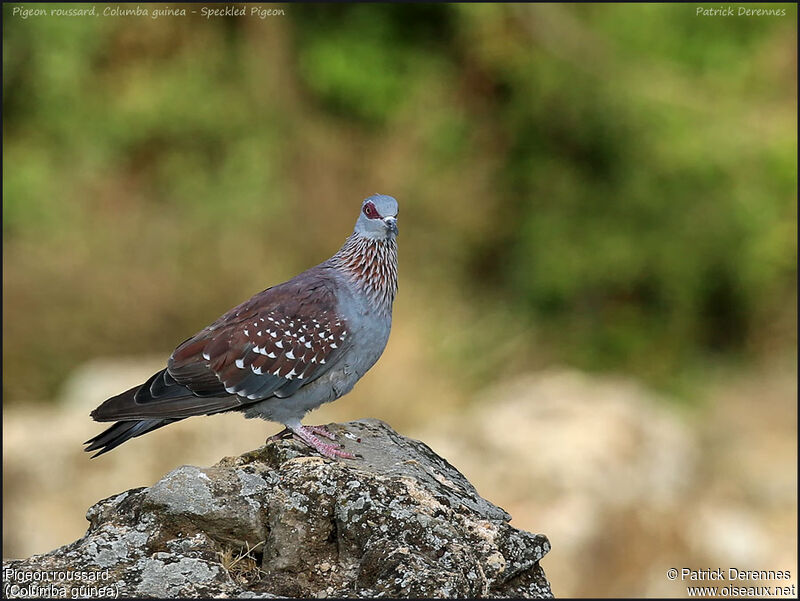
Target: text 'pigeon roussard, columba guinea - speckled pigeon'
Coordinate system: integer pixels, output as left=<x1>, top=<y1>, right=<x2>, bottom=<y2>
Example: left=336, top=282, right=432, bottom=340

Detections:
left=85, top=194, right=399, bottom=459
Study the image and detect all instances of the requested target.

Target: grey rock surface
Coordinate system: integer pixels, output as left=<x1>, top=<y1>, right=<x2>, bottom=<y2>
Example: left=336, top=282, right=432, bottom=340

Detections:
left=3, top=419, right=552, bottom=598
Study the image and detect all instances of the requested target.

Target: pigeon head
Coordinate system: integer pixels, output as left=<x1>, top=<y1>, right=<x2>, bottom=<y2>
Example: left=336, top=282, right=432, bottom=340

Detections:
left=354, top=194, right=399, bottom=240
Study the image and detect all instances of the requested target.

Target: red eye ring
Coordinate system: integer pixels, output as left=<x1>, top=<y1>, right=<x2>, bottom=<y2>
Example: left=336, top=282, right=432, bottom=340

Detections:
left=363, top=202, right=380, bottom=219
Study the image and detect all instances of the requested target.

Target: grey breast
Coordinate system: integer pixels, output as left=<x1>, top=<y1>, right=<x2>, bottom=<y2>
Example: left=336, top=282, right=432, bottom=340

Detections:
left=333, top=270, right=393, bottom=382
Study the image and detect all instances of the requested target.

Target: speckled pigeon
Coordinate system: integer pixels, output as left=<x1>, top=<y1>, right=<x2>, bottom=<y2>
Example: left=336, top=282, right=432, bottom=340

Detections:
left=85, top=194, right=399, bottom=459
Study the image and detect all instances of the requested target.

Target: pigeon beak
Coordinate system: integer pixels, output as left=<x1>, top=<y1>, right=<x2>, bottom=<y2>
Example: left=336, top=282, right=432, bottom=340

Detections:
left=384, top=216, right=398, bottom=236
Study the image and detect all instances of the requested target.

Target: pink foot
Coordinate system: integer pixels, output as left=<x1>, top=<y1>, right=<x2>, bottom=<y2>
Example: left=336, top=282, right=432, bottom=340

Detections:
left=305, top=425, right=337, bottom=441
left=290, top=425, right=356, bottom=459
left=267, top=424, right=337, bottom=442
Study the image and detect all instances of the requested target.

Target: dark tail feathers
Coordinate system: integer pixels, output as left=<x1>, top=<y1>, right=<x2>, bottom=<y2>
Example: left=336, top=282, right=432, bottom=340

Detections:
left=85, top=368, right=242, bottom=457
left=84, top=418, right=178, bottom=458
left=90, top=369, right=237, bottom=422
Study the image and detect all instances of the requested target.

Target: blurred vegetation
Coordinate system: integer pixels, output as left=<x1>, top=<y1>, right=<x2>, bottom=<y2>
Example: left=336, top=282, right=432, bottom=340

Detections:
left=3, top=3, right=797, bottom=403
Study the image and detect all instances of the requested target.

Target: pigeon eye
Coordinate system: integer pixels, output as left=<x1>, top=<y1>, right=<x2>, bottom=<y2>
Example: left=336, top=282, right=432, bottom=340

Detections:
left=363, top=202, right=380, bottom=219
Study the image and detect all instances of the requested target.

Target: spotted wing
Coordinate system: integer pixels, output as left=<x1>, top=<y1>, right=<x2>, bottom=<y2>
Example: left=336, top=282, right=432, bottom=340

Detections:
left=169, top=269, right=350, bottom=402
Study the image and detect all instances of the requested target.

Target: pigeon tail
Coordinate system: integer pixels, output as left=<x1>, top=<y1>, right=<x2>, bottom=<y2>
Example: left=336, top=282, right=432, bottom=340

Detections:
left=84, top=418, right=177, bottom=458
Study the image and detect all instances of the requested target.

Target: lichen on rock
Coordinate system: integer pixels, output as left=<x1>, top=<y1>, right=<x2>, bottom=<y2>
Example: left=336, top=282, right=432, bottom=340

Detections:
left=2, top=419, right=552, bottom=598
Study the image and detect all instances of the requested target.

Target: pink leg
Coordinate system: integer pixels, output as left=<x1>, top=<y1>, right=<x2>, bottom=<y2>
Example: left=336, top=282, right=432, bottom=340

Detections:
left=305, top=425, right=337, bottom=440
left=268, top=424, right=337, bottom=442
left=289, top=424, right=355, bottom=459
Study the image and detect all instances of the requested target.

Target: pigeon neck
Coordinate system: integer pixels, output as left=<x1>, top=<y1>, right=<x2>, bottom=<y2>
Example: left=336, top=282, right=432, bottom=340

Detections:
left=330, top=233, right=398, bottom=315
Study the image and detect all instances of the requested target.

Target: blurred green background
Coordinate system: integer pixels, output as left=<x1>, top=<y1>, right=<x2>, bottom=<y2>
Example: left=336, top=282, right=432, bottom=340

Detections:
left=2, top=3, right=797, bottom=595
left=2, top=3, right=796, bottom=403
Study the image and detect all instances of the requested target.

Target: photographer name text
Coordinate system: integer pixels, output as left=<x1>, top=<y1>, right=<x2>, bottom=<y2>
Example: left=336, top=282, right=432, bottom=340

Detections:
left=696, top=6, right=787, bottom=17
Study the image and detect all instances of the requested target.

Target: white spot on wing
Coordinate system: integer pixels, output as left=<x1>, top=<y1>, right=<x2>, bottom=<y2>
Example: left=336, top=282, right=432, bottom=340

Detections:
left=267, top=351, right=276, bottom=358
left=202, top=352, right=211, bottom=360
left=275, top=340, right=283, bottom=348
left=235, top=359, right=245, bottom=369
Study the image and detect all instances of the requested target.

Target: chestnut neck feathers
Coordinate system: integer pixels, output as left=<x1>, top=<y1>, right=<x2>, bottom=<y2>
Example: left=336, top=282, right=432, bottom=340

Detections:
left=330, top=233, right=398, bottom=316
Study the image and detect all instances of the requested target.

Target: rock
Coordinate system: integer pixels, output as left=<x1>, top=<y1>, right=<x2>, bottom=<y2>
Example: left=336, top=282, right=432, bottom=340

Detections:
left=412, top=370, right=698, bottom=597
left=2, top=420, right=552, bottom=599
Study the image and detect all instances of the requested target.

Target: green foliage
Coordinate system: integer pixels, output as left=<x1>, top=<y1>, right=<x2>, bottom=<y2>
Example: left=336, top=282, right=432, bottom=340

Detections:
left=3, top=4, right=796, bottom=401
left=291, top=4, right=453, bottom=124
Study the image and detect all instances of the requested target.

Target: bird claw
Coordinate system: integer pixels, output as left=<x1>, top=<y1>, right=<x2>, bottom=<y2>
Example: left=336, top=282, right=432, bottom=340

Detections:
left=266, top=427, right=294, bottom=442
left=316, top=444, right=357, bottom=460
left=287, top=424, right=356, bottom=459
left=268, top=424, right=338, bottom=442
